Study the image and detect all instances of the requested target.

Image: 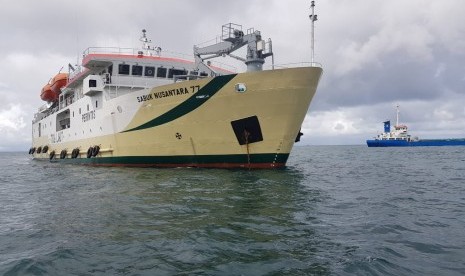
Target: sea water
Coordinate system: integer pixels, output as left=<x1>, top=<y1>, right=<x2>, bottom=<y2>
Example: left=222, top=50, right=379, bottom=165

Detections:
left=1, top=146, right=464, bottom=275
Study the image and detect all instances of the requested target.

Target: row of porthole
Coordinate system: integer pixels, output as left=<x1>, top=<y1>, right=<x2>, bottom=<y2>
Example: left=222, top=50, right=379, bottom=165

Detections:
left=29, top=145, right=100, bottom=160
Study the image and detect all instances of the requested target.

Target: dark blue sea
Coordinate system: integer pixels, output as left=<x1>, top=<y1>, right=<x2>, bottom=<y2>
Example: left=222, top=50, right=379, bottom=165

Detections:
left=1, top=146, right=464, bottom=275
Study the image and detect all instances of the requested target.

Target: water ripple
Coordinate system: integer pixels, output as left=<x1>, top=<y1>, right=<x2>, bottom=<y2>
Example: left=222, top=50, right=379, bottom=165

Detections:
left=1, top=148, right=465, bottom=275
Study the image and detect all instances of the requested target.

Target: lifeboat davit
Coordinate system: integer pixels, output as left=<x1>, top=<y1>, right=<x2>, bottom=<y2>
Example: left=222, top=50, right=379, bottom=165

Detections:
left=40, top=73, right=68, bottom=102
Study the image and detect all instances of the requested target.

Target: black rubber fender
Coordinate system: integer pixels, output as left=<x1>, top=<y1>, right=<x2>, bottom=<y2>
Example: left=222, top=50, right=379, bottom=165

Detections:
left=92, top=146, right=100, bottom=157
left=60, top=150, right=67, bottom=159
left=87, top=147, right=93, bottom=158
left=71, top=148, right=79, bottom=159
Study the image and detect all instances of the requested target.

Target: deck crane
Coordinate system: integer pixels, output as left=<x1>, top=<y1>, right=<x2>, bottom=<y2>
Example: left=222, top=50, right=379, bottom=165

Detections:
left=193, top=23, right=273, bottom=76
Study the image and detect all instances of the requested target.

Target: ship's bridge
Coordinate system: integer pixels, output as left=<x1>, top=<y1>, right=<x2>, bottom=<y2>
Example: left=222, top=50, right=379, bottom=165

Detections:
left=65, top=46, right=235, bottom=91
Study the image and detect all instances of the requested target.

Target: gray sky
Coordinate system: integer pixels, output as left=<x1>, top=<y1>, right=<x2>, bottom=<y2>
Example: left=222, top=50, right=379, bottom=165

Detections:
left=1, top=0, right=465, bottom=151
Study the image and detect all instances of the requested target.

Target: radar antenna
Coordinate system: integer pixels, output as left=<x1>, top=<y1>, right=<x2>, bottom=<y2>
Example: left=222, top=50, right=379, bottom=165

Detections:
left=139, top=29, right=161, bottom=56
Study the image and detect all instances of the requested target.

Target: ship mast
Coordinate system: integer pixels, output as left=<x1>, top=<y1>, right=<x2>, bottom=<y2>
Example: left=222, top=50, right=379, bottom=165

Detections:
left=139, top=29, right=161, bottom=56
left=309, top=1, right=318, bottom=64
left=396, top=104, right=400, bottom=127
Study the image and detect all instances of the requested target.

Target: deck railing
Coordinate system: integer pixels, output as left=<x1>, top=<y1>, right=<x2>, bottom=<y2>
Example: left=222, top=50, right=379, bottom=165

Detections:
left=263, top=62, right=323, bottom=70
left=81, top=47, right=237, bottom=73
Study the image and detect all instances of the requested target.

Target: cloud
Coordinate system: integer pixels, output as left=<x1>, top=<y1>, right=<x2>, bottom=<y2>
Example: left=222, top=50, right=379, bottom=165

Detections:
left=1, top=0, right=465, bottom=150
left=0, top=104, right=26, bottom=130
left=0, top=50, right=72, bottom=151
left=0, top=103, right=29, bottom=151
left=335, top=24, right=434, bottom=76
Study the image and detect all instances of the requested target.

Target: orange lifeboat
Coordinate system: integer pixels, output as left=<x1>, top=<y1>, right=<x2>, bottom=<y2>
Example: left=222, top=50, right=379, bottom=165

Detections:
left=40, top=83, right=56, bottom=102
left=40, top=73, right=68, bottom=102
left=50, top=73, right=68, bottom=94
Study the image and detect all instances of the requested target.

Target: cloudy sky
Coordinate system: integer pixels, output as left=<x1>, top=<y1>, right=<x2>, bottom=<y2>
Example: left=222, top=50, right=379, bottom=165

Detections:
left=1, top=0, right=464, bottom=151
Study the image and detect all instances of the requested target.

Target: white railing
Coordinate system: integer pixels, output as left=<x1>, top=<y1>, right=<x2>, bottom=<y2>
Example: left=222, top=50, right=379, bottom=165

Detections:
left=82, top=47, right=192, bottom=61
left=263, top=62, right=323, bottom=70
left=82, top=46, right=237, bottom=73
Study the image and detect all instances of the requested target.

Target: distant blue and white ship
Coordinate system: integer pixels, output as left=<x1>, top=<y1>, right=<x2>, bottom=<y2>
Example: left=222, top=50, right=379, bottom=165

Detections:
left=367, top=105, right=465, bottom=147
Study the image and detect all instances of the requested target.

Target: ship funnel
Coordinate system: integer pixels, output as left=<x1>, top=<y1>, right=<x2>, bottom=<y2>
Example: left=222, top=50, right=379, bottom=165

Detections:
left=383, top=121, right=391, bottom=133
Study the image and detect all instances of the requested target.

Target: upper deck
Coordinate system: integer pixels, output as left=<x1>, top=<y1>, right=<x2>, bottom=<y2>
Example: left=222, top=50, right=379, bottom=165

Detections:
left=66, top=46, right=234, bottom=89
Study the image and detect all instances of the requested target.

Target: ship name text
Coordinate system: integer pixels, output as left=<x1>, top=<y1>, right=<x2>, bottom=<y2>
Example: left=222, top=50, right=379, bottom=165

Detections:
left=82, top=110, right=96, bottom=122
left=50, top=131, right=63, bottom=144
left=136, top=85, right=201, bottom=103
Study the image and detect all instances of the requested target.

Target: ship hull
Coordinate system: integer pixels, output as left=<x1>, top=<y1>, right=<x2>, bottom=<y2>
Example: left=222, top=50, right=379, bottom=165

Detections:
left=367, top=139, right=465, bottom=147
left=31, top=67, right=322, bottom=168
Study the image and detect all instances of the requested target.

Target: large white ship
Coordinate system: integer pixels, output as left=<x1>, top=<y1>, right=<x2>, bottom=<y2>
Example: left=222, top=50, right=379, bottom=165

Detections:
left=29, top=19, right=322, bottom=168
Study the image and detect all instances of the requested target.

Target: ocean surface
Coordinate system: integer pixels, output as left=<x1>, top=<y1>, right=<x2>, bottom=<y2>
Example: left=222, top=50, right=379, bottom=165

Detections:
left=1, top=146, right=464, bottom=275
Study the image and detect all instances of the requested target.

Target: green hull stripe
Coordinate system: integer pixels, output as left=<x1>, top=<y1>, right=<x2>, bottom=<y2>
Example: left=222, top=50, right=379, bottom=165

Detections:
left=124, top=74, right=237, bottom=132
left=51, top=153, right=289, bottom=167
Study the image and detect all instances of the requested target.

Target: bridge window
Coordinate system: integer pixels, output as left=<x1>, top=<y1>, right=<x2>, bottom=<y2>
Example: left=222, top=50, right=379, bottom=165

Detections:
left=132, top=65, right=143, bottom=76
left=145, top=66, right=155, bottom=77
left=157, top=67, right=167, bottom=78
left=118, top=64, right=130, bottom=75
left=168, top=68, right=187, bottom=79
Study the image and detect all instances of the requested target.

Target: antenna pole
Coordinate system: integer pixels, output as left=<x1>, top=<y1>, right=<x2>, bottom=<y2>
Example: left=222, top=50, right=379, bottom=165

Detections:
left=309, top=1, right=318, bottom=65
left=396, top=104, right=400, bottom=127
